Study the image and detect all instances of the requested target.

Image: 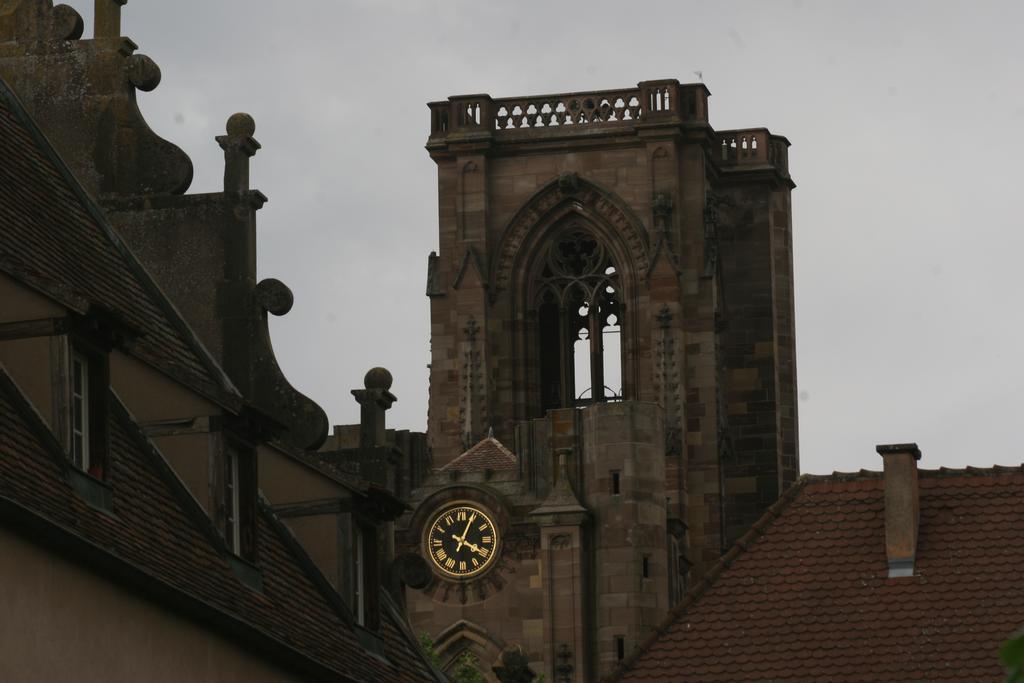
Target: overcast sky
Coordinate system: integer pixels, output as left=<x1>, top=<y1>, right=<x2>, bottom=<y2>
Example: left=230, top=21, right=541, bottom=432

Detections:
left=64, top=0, right=1024, bottom=475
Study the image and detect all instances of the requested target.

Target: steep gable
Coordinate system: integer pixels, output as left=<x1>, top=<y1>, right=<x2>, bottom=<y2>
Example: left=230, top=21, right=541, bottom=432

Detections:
left=0, top=77, right=238, bottom=408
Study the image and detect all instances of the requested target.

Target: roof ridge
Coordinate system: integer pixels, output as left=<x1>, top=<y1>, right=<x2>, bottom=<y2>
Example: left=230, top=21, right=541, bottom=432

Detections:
left=0, top=76, right=242, bottom=410
left=799, top=464, right=1024, bottom=484
left=602, top=474, right=813, bottom=683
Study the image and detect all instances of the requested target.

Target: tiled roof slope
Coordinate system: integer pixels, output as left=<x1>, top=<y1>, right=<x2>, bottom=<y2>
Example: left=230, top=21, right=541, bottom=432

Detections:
left=440, top=436, right=518, bottom=472
left=0, top=368, right=438, bottom=682
left=0, top=78, right=237, bottom=407
left=614, top=469, right=1024, bottom=682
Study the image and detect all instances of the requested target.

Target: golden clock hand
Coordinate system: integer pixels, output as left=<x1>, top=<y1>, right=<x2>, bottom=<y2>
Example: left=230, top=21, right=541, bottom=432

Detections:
left=451, top=533, right=467, bottom=552
left=459, top=513, right=475, bottom=545
left=461, top=540, right=490, bottom=557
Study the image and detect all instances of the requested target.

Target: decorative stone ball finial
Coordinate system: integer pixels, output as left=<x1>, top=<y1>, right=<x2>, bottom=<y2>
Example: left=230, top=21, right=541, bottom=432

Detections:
left=216, top=113, right=260, bottom=194
left=52, top=5, right=85, bottom=41
left=364, top=367, right=393, bottom=392
left=226, top=112, right=256, bottom=138
left=127, top=54, right=161, bottom=92
left=254, top=278, right=294, bottom=316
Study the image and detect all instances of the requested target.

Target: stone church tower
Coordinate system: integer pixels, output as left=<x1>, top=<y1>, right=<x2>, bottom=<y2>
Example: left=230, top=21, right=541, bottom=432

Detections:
left=398, top=79, right=798, bottom=681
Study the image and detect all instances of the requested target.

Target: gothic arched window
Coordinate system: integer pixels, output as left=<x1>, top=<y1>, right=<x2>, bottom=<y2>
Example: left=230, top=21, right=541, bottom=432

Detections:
left=534, top=227, right=622, bottom=411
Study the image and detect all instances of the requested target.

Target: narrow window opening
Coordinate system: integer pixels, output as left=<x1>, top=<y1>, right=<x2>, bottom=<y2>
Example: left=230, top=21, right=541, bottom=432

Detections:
left=615, top=635, right=625, bottom=661
left=353, top=524, right=365, bottom=626
left=602, top=311, right=622, bottom=399
left=67, top=343, right=108, bottom=479
left=642, top=555, right=650, bottom=579
left=611, top=470, right=621, bottom=495
left=70, top=350, right=89, bottom=472
left=223, top=444, right=257, bottom=561
left=534, top=228, right=624, bottom=413
left=573, top=317, right=591, bottom=403
left=224, top=448, right=241, bottom=554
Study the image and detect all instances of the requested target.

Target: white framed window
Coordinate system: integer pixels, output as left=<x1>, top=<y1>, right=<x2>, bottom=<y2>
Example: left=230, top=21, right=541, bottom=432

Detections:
left=353, top=524, right=365, bottom=625
left=70, top=349, right=90, bottom=471
left=224, top=448, right=241, bottom=554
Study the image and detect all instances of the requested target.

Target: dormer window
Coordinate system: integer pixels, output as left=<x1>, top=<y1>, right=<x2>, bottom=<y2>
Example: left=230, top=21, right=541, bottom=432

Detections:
left=222, top=443, right=257, bottom=561
left=70, top=349, right=90, bottom=471
left=225, top=448, right=241, bottom=553
left=347, top=516, right=379, bottom=630
left=353, top=523, right=365, bottom=625
left=67, top=342, right=108, bottom=479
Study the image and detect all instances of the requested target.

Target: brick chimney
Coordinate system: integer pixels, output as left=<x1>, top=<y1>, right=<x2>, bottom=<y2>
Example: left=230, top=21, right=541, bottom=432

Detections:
left=875, top=443, right=922, bottom=578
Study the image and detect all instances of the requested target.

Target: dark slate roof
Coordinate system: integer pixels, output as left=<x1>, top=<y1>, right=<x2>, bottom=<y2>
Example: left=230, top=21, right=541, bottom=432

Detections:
left=612, top=468, right=1024, bottom=682
left=0, top=77, right=239, bottom=408
left=0, top=366, right=439, bottom=682
left=440, top=436, right=518, bottom=473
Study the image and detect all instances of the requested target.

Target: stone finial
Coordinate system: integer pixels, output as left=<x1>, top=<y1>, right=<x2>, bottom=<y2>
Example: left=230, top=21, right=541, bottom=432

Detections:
left=364, top=366, right=393, bottom=391
left=53, top=4, right=85, bottom=40
left=94, top=0, right=127, bottom=40
left=352, top=367, right=397, bottom=449
left=126, top=53, right=161, bottom=92
left=215, top=113, right=261, bottom=194
left=254, top=278, right=294, bottom=316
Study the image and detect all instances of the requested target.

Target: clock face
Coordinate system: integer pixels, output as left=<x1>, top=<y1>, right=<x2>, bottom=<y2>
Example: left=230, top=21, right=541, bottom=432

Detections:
left=424, top=504, right=499, bottom=579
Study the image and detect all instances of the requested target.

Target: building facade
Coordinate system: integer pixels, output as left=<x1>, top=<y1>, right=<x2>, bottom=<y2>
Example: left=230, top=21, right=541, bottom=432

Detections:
left=399, top=81, right=800, bottom=679
left=0, top=2, right=441, bottom=680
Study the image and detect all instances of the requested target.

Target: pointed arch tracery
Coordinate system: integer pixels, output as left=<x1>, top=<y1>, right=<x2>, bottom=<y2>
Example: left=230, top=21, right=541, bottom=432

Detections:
left=492, top=175, right=649, bottom=296
left=533, top=226, right=623, bottom=410
left=500, top=177, right=645, bottom=418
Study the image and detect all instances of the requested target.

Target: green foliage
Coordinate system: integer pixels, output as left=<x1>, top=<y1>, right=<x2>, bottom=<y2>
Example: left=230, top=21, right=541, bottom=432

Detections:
left=418, top=632, right=440, bottom=668
left=450, top=650, right=485, bottom=683
left=1003, top=632, right=1024, bottom=683
left=418, top=633, right=486, bottom=683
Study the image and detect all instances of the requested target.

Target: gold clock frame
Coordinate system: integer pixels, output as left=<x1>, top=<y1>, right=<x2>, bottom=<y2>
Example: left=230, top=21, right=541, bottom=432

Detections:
left=421, top=501, right=501, bottom=580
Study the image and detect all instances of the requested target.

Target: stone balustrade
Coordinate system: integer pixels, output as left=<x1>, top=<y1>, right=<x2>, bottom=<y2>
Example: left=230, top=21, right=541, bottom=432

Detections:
left=427, top=81, right=788, bottom=178
left=428, top=79, right=709, bottom=137
left=716, top=129, right=790, bottom=176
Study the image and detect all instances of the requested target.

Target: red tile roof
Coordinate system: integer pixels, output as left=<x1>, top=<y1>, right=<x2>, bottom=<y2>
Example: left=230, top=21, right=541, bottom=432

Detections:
left=440, top=436, right=518, bottom=473
left=613, top=469, right=1024, bottom=682
left=0, top=367, right=439, bottom=682
left=0, top=78, right=239, bottom=408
